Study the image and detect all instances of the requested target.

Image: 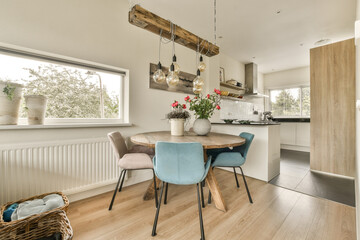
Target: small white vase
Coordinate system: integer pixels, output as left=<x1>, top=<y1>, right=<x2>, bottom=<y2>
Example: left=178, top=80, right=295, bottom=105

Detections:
left=193, top=118, right=211, bottom=136
left=25, top=95, right=47, bottom=125
left=0, top=81, right=23, bottom=125
left=170, top=118, right=185, bottom=136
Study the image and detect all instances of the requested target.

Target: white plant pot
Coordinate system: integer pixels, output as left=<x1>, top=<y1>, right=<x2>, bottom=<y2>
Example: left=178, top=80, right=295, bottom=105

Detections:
left=170, top=118, right=185, bottom=136
left=0, top=81, right=23, bottom=125
left=193, top=118, right=211, bottom=136
left=25, top=95, right=47, bottom=125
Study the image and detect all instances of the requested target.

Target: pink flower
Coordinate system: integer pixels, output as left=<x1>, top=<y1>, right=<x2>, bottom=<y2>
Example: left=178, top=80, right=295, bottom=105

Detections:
left=206, top=94, right=210, bottom=99
left=182, top=104, right=186, bottom=109
left=172, top=101, right=179, bottom=108
left=216, top=105, right=221, bottom=110
left=214, top=88, right=221, bottom=95
left=194, top=96, right=198, bottom=99
left=184, top=96, right=190, bottom=102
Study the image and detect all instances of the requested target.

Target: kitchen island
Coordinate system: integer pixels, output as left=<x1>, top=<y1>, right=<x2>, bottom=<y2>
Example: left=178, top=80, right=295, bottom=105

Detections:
left=211, top=122, right=280, bottom=182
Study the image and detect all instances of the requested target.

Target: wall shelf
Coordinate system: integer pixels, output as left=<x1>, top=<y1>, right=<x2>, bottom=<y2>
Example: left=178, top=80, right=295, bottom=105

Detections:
left=220, top=96, right=245, bottom=101
left=220, top=82, right=245, bottom=91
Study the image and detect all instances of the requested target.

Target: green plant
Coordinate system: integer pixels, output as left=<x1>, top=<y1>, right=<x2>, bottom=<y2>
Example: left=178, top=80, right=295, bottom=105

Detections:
left=166, top=100, right=190, bottom=119
left=3, top=84, right=16, bottom=101
left=185, top=89, right=221, bottom=119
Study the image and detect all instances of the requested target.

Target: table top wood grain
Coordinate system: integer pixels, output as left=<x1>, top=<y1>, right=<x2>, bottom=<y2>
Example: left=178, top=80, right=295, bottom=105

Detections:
left=131, top=131, right=246, bottom=149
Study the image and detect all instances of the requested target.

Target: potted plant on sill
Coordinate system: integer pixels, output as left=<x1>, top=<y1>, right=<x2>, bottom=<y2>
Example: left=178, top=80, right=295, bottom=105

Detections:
left=185, top=88, right=221, bottom=135
left=166, top=101, right=190, bottom=136
left=24, top=95, right=48, bottom=125
left=0, top=80, right=23, bottom=125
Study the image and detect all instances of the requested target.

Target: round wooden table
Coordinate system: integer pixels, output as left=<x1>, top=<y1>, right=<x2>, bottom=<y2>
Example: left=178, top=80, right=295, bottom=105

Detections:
left=131, top=131, right=246, bottom=212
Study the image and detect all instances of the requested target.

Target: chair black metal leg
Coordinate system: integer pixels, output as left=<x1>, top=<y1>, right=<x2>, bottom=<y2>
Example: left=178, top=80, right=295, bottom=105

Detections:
left=208, top=190, right=211, bottom=204
left=164, top=182, right=169, bottom=204
left=152, top=169, right=158, bottom=208
left=118, top=169, right=127, bottom=192
left=109, top=169, right=124, bottom=210
left=152, top=181, right=165, bottom=236
left=196, top=183, right=206, bottom=240
left=200, top=180, right=205, bottom=208
left=239, top=167, right=253, bottom=203
left=233, top=167, right=240, bottom=188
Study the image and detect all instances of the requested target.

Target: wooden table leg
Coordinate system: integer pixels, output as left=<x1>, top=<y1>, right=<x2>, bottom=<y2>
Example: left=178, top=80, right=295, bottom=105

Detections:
left=143, top=176, right=161, bottom=200
left=204, top=150, right=227, bottom=212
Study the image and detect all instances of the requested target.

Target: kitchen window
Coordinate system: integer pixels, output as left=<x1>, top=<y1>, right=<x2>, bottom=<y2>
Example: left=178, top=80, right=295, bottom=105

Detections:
left=269, top=86, right=310, bottom=117
left=0, top=44, right=129, bottom=125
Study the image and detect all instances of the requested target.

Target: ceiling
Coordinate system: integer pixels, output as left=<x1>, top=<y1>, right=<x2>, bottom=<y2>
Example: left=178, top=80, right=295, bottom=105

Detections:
left=136, top=0, right=356, bottom=73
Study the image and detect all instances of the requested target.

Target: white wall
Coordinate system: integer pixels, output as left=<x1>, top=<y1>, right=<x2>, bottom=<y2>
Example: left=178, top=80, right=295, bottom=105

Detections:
left=0, top=0, right=218, bottom=199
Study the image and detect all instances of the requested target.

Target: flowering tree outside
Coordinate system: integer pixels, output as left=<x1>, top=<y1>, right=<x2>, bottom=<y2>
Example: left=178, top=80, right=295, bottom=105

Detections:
left=19, top=65, right=119, bottom=118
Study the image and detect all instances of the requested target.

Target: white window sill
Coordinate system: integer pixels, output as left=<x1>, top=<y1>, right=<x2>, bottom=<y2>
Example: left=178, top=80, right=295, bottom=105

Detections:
left=0, top=123, right=132, bottom=130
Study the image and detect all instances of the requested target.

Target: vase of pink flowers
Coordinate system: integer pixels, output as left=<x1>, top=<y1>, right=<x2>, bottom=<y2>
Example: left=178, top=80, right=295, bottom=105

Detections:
left=184, top=88, right=221, bottom=135
left=166, top=100, right=190, bottom=136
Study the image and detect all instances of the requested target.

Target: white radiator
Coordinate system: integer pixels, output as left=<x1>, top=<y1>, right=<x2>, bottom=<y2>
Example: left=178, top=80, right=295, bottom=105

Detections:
left=0, top=138, right=120, bottom=205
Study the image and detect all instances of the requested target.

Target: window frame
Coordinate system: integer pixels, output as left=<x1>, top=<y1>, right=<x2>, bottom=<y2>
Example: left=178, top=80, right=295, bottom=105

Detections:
left=0, top=42, right=130, bottom=125
left=268, top=85, right=310, bottom=118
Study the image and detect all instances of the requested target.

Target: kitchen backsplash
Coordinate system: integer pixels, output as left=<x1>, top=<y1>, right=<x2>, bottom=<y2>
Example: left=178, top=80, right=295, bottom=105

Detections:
left=220, top=99, right=265, bottom=121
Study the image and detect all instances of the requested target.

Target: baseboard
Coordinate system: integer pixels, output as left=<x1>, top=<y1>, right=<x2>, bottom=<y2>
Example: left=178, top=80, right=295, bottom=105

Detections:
left=310, top=169, right=355, bottom=180
left=281, top=144, right=310, bottom=152
left=66, top=169, right=153, bottom=203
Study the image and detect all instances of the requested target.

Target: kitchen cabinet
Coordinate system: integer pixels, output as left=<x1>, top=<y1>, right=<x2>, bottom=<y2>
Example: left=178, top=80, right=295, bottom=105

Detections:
left=280, top=122, right=310, bottom=151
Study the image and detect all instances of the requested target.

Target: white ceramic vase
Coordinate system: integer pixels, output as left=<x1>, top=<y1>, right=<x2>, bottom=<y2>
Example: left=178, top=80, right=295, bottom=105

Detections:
left=0, top=81, right=23, bottom=125
left=170, top=118, right=185, bottom=136
left=193, top=118, right=211, bottom=136
left=25, top=95, right=48, bottom=125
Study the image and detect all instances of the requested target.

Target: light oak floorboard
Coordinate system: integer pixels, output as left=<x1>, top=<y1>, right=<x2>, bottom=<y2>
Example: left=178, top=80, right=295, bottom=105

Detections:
left=67, top=170, right=356, bottom=240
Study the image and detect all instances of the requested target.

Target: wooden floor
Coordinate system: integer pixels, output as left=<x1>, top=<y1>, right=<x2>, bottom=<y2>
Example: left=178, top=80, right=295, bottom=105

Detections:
left=67, top=170, right=356, bottom=240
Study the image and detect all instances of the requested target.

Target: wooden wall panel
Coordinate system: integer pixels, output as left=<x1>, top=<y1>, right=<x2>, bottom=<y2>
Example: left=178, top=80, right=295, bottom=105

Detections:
left=310, top=38, right=356, bottom=177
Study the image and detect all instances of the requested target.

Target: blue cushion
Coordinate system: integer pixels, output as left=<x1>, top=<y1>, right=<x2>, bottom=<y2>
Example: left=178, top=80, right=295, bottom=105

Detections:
left=154, top=142, right=211, bottom=185
left=212, top=152, right=245, bottom=167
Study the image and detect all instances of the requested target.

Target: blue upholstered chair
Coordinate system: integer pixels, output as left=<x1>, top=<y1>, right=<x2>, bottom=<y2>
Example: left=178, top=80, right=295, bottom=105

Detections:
left=152, top=142, right=211, bottom=240
left=207, top=132, right=254, bottom=204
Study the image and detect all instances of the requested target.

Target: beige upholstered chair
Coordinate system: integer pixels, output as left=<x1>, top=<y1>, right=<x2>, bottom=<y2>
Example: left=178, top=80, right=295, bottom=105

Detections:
left=107, top=131, right=158, bottom=210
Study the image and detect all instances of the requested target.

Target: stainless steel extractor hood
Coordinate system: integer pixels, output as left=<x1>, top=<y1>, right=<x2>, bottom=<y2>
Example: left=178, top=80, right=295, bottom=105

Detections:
left=243, top=63, right=268, bottom=97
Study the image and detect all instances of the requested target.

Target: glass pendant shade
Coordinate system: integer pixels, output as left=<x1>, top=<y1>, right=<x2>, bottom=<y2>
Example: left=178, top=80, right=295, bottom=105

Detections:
left=166, top=63, right=179, bottom=86
left=192, top=70, right=203, bottom=94
left=153, top=62, right=166, bottom=83
left=193, top=74, right=204, bottom=88
left=198, top=55, right=206, bottom=72
left=172, top=55, right=180, bottom=74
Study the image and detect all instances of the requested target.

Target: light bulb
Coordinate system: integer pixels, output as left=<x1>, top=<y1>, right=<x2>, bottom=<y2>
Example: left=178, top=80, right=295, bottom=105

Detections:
left=153, top=62, right=166, bottom=83
left=198, top=55, right=206, bottom=72
left=166, top=63, right=179, bottom=86
left=172, top=55, right=180, bottom=74
left=193, top=86, right=202, bottom=94
left=173, top=62, right=180, bottom=74
left=193, top=69, right=204, bottom=88
left=192, top=69, right=203, bottom=94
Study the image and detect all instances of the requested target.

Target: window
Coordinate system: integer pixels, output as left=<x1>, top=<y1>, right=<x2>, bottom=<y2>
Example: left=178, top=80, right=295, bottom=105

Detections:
left=0, top=45, right=129, bottom=124
left=269, top=86, right=310, bottom=117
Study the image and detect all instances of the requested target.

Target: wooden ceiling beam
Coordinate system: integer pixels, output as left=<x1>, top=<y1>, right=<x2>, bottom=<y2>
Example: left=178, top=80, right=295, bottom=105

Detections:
left=128, top=5, right=220, bottom=57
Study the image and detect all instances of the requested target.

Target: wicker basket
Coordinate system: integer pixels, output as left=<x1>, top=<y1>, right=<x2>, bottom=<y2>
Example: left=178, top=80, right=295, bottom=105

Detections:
left=0, top=191, right=69, bottom=228
left=0, top=210, right=73, bottom=240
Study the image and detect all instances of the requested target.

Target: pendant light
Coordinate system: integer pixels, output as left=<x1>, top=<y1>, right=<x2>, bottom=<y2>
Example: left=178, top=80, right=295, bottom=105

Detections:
left=193, top=69, right=204, bottom=94
left=166, top=63, right=180, bottom=86
left=153, top=30, right=166, bottom=83
left=198, top=55, right=206, bottom=72
left=166, top=22, right=180, bottom=86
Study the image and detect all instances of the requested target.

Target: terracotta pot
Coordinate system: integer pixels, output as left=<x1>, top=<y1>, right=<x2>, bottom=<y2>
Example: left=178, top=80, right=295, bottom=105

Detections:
left=193, top=118, right=211, bottom=135
left=170, top=118, right=185, bottom=136
left=25, top=95, right=47, bottom=125
left=0, top=81, right=23, bottom=125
